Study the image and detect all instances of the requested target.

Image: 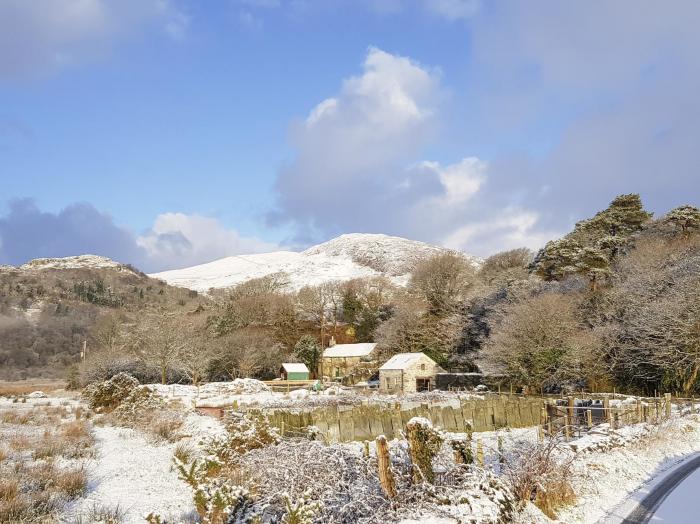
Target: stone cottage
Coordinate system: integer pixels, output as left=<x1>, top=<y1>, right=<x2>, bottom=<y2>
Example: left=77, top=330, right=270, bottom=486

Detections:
left=321, top=342, right=378, bottom=383
left=379, top=352, right=443, bottom=394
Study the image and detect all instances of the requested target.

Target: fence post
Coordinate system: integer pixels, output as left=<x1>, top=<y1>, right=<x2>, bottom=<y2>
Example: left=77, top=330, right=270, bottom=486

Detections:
left=376, top=436, right=397, bottom=498
left=476, top=439, right=484, bottom=466
left=587, top=409, right=593, bottom=428
left=665, top=393, right=672, bottom=419
left=603, top=397, right=611, bottom=425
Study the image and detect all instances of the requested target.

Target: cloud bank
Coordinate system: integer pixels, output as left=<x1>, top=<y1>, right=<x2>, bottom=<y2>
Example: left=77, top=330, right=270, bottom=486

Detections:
left=0, top=200, right=273, bottom=272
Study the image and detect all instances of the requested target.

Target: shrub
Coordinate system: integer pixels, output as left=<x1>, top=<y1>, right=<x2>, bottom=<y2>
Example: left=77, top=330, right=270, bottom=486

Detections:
left=82, top=373, right=139, bottom=412
left=205, top=412, right=280, bottom=464
left=55, top=467, right=89, bottom=497
left=503, top=439, right=575, bottom=518
left=175, top=457, right=253, bottom=523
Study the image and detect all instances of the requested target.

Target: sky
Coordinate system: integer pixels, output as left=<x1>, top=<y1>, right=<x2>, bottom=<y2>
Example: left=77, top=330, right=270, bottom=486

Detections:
left=1, top=0, right=699, bottom=272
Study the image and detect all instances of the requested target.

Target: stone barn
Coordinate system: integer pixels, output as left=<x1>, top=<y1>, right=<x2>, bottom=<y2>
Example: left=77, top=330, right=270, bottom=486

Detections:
left=321, top=342, right=378, bottom=383
left=379, top=353, right=443, bottom=394
left=280, top=363, right=310, bottom=381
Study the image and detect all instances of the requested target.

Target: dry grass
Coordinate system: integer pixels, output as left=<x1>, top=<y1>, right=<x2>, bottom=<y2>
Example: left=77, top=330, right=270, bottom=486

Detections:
left=0, top=379, right=66, bottom=397
left=504, top=438, right=576, bottom=519
left=151, top=416, right=183, bottom=442
left=0, top=403, right=96, bottom=523
left=55, top=466, right=89, bottom=498
left=174, top=442, right=195, bottom=464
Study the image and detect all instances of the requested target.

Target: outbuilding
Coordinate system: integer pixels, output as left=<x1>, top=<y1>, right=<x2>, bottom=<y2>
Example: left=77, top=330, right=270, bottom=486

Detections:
left=379, top=352, right=443, bottom=394
left=321, top=342, right=378, bottom=382
left=280, top=363, right=310, bottom=381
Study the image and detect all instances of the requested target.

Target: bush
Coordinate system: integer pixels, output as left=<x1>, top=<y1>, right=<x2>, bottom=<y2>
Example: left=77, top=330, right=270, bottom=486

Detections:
left=205, top=412, right=280, bottom=465
left=82, top=373, right=139, bottom=412
left=503, top=439, right=575, bottom=518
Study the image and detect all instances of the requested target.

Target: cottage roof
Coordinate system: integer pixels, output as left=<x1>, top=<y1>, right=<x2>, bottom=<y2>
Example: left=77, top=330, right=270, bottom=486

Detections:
left=322, top=342, right=377, bottom=358
left=281, top=363, right=309, bottom=373
left=379, top=352, right=433, bottom=370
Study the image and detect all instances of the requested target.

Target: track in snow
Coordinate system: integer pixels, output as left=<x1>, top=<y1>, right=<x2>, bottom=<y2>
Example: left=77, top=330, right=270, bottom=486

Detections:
left=66, top=426, right=195, bottom=523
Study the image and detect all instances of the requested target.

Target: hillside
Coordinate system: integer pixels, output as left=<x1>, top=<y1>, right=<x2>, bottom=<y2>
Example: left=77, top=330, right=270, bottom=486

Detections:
left=150, top=233, right=482, bottom=292
left=0, top=256, right=209, bottom=380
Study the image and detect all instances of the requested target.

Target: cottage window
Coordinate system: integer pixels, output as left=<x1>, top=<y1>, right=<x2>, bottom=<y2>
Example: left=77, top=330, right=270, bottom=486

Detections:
left=420, top=363, right=426, bottom=371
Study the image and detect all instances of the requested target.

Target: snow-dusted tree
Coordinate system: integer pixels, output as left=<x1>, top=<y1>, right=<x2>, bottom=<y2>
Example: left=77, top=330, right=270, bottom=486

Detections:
left=665, top=205, right=700, bottom=235
left=296, top=283, right=341, bottom=348
left=294, top=335, right=321, bottom=378
left=410, top=253, right=476, bottom=316
left=481, top=293, right=604, bottom=392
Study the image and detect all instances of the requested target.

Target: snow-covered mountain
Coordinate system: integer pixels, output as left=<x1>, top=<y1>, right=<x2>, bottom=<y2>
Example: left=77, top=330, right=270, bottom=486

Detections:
left=149, top=233, right=481, bottom=292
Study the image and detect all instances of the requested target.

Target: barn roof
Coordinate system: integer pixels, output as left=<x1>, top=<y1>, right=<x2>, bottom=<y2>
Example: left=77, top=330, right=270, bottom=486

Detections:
left=322, top=342, right=377, bottom=358
left=379, top=352, right=434, bottom=370
left=281, top=363, right=309, bottom=373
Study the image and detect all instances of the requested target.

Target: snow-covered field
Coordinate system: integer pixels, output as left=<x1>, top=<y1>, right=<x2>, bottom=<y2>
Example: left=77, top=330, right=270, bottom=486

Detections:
left=149, top=233, right=482, bottom=292
left=3, top=384, right=700, bottom=524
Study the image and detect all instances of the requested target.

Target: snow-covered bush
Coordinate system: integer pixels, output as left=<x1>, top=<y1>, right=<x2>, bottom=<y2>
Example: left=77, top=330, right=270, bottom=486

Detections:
left=405, top=417, right=444, bottom=484
left=175, top=456, right=253, bottom=524
left=205, top=412, right=280, bottom=465
left=239, top=439, right=389, bottom=523
left=281, top=490, right=323, bottom=524
left=110, top=386, right=164, bottom=422
left=82, top=372, right=139, bottom=412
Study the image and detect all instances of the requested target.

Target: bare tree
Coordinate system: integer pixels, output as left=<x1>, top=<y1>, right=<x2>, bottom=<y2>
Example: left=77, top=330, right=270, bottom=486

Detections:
left=480, top=293, right=604, bottom=392
left=131, top=313, right=187, bottom=384
left=410, top=253, right=476, bottom=316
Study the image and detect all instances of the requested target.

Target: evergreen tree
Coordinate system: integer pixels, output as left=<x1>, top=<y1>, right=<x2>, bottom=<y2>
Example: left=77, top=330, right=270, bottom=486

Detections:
left=293, top=335, right=322, bottom=378
left=665, top=205, right=700, bottom=234
left=533, top=194, right=651, bottom=286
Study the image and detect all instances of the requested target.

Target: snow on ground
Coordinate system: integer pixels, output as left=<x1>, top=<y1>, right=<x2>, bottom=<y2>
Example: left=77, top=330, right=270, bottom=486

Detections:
left=19, top=254, right=133, bottom=271
left=556, top=415, right=700, bottom=524
left=65, top=425, right=195, bottom=523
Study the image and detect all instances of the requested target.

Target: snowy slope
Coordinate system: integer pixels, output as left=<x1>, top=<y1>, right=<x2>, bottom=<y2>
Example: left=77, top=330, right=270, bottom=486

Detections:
left=19, top=255, right=136, bottom=272
left=150, top=233, right=481, bottom=292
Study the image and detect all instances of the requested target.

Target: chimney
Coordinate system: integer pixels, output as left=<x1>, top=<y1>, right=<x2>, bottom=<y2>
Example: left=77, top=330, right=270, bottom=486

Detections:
left=329, top=336, right=336, bottom=347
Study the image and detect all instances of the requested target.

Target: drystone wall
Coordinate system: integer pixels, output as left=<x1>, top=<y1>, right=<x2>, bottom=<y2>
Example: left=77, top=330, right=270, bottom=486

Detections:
left=240, top=395, right=543, bottom=443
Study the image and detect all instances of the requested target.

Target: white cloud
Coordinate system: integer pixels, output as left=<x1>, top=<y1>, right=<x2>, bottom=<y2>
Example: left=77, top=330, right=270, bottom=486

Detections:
left=416, top=157, right=486, bottom=206
left=443, top=209, right=561, bottom=255
left=271, top=47, right=552, bottom=256
left=0, top=0, right=187, bottom=80
left=137, top=213, right=277, bottom=271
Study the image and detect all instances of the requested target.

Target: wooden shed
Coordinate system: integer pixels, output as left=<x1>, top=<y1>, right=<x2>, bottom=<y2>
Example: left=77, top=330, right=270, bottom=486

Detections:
left=280, top=362, right=310, bottom=381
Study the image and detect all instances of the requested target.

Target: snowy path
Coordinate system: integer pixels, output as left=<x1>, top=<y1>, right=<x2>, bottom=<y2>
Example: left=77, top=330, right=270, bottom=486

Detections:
left=66, top=426, right=195, bottom=523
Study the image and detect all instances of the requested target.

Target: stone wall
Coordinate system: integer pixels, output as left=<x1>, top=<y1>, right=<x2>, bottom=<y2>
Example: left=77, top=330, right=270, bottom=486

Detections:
left=241, top=395, right=544, bottom=443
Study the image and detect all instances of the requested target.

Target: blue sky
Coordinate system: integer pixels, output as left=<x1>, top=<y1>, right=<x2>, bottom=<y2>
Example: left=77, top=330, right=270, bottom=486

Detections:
left=2, top=1, right=699, bottom=272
